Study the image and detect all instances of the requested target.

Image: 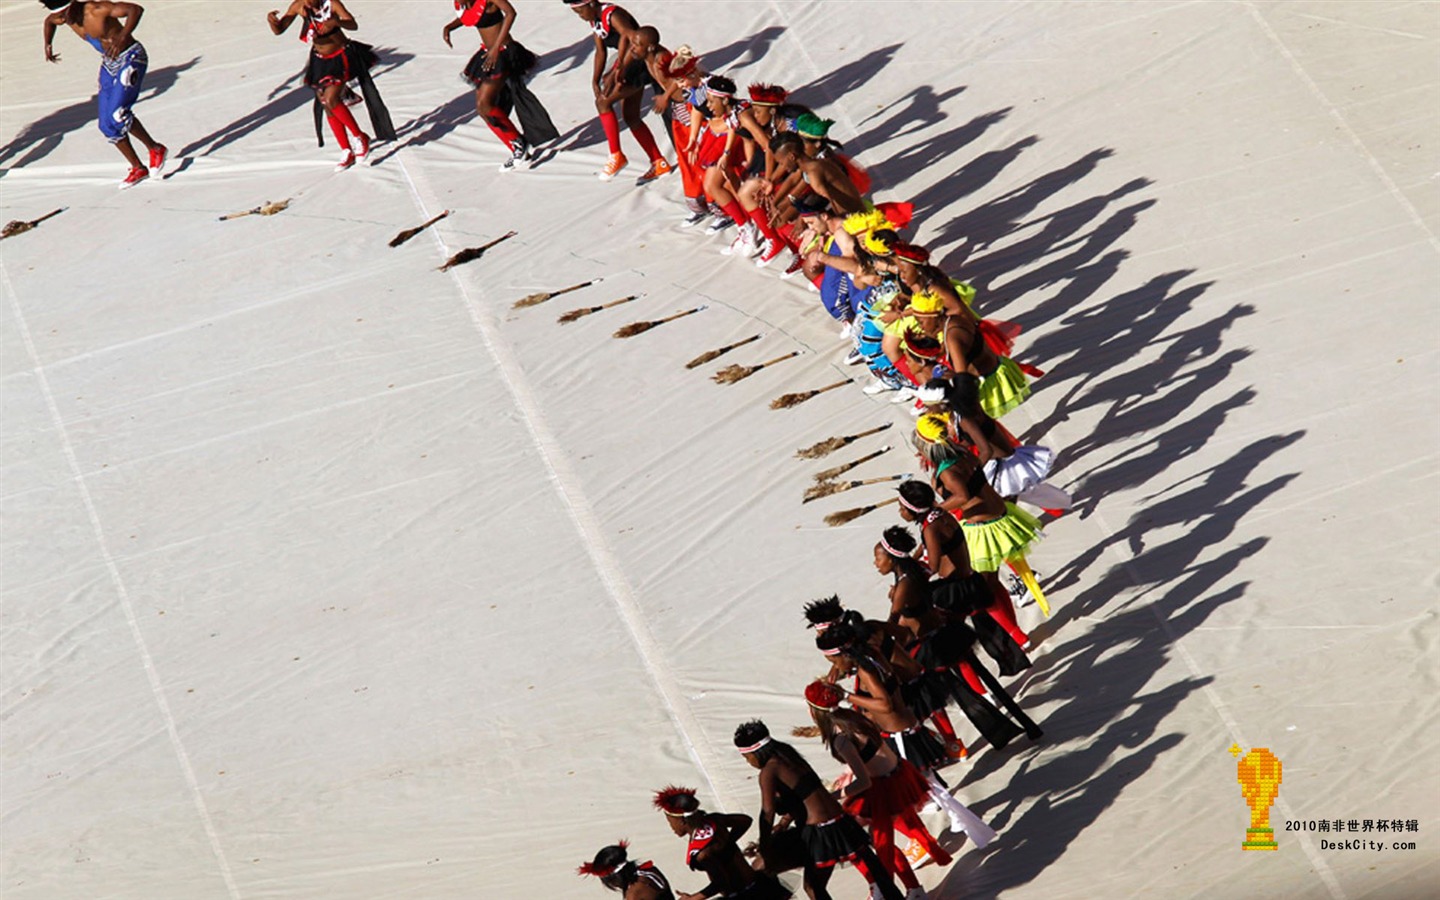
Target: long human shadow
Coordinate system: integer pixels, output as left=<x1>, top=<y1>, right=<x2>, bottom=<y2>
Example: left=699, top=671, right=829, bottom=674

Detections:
left=176, top=47, right=414, bottom=159
left=530, top=34, right=597, bottom=79
left=864, top=104, right=1008, bottom=196
left=697, top=25, right=788, bottom=73
left=0, top=56, right=200, bottom=172
left=791, top=42, right=905, bottom=111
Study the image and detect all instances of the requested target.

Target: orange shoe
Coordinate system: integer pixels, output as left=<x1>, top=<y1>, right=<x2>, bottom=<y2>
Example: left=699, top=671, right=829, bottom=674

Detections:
left=904, top=840, right=932, bottom=868
left=598, top=152, right=629, bottom=181
left=945, top=741, right=969, bottom=761
left=636, top=157, right=672, bottom=185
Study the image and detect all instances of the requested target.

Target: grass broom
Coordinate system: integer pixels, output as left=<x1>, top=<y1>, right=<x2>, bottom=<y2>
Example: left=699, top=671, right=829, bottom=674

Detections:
left=803, top=474, right=904, bottom=504
left=389, top=209, right=450, bottom=247
left=794, top=423, right=892, bottom=460
left=771, top=379, right=852, bottom=410
left=824, top=496, right=899, bottom=527
left=557, top=294, right=637, bottom=324
left=712, top=351, right=801, bottom=385
left=613, top=305, right=706, bottom=339
left=814, top=446, right=891, bottom=484
left=512, top=279, right=598, bottom=309
left=1, top=208, right=65, bottom=240
left=218, top=199, right=290, bottom=221
left=685, top=333, right=760, bottom=369
left=438, top=230, right=517, bottom=271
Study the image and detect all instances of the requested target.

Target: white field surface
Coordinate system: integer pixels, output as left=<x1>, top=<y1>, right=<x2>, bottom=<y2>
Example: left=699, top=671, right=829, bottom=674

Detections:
left=3, top=1, right=1438, bottom=898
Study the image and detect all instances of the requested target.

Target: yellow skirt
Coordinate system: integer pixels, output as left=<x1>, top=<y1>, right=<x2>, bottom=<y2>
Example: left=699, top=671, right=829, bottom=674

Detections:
left=961, top=502, right=1043, bottom=572
left=977, top=356, right=1031, bottom=419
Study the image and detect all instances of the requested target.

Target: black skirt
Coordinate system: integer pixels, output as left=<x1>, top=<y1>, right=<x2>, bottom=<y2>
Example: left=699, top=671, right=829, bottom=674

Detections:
left=882, top=725, right=949, bottom=774
left=305, top=40, right=377, bottom=88
left=900, top=670, right=953, bottom=720
left=971, top=610, right=1032, bottom=676
left=619, top=56, right=652, bottom=88
left=932, top=572, right=992, bottom=614
left=800, top=815, right=872, bottom=868
left=463, top=40, right=537, bottom=83
left=732, top=874, right=792, bottom=899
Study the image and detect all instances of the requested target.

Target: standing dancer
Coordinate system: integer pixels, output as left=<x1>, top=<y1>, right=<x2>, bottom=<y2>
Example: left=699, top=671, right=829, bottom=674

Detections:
left=268, top=0, right=395, bottom=170
left=566, top=0, right=669, bottom=182
left=636, top=34, right=708, bottom=218
left=897, top=479, right=1032, bottom=671
left=652, top=787, right=790, bottom=900
left=579, top=841, right=676, bottom=899
left=443, top=0, right=553, bottom=171
left=40, top=0, right=167, bottom=189
left=806, top=680, right=954, bottom=899
left=734, top=720, right=905, bottom=900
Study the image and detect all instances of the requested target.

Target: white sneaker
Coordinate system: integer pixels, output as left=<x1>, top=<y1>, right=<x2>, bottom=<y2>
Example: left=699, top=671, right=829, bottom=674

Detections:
left=705, top=216, right=733, bottom=235
left=839, top=320, right=857, bottom=340
left=891, top=387, right=917, bottom=404
left=862, top=378, right=893, bottom=395
left=722, top=223, right=758, bottom=256
left=843, top=349, right=865, bottom=366
left=499, top=140, right=529, bottom=172
left=680, top=209, right=709, bottom=228
left=909, top=399, right=927, bottom=417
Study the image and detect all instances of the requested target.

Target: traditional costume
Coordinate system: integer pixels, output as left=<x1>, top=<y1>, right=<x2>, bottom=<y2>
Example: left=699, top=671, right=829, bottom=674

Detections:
left=298, top=0, right=395, bottom=155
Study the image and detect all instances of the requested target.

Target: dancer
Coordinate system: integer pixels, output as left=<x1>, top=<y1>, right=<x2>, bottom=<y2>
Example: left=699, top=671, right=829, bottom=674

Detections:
left=769, top=133, right=866, bottom=221
left=580, top=841, right=676, bottom=899
left=913, top=416, right=1052, bottom=620
left=806, top=679, right=955, bottom=898
left=899, top=591, right=1043, bottom=746
left=643, top=43, right=710, bottom=224
left=734, top=720, right=904, bottom=900
left=725, top=84, right=799, bottom=266
left=444, top=0, right=555, bottom=171
left=268, top=0, right=395, bottom=170
left=40, top=0, right=167, bottom=188
left=566, top=0, right=669, bottom=182
left=880, top=290, right=949, bottom=396
left=897, top=479, right=1032, bottom=672
left=688, top=76, right=750, bottom=238
left=817, top=624, right=998, bottom=845
left=653, top=787, right=789, bottom=900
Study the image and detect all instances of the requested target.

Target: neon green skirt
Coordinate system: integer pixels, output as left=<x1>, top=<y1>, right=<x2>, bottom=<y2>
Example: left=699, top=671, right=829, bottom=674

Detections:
left=961, top=502, right=1043, bottom=572
left=977, top=356, right=1031, bottom=419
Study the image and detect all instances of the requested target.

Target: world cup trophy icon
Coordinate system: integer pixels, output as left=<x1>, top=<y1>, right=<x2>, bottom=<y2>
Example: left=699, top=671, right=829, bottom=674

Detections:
left=1232, top=744, right=1282, bottom=850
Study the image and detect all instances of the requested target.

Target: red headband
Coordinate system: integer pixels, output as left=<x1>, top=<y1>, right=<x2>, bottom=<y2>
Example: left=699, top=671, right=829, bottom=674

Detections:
left=892, top=242, right=931, bottom=264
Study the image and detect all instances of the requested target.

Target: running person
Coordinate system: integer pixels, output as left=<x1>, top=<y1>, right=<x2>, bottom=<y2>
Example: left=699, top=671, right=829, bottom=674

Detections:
left=444, top=0, right=553, bottom=171
left=41, top=0, right=167, bottom=189
left=566, top=0, right=669, bottom=182
left=579, top=841, right=676, bottom=899
left=734, top=720, right=905, bottom=900
left=268, top=0, right=395, bottom=170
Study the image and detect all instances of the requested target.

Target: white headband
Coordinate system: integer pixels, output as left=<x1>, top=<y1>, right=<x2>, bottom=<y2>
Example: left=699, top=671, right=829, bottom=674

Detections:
left=736, top=737, right=771, bottom=754
left=814, top=621, right=834, bottom=633
left=879, top=534, right=908, bottom=557
left=896, top=493, right=928, bottom=514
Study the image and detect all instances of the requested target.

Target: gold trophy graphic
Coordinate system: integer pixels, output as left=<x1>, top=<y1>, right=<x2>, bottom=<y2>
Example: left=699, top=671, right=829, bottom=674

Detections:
left=1232, top=744, right=1282, bottom=850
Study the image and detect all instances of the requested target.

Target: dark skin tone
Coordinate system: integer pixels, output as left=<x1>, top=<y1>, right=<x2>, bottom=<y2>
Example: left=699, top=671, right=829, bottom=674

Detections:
left=873, top=545, right=929, bottom=624
left=771, top=143, right=865, bottom=217
left=899, top=499, right=974, bottom=579
left=571, top=1, right=651, bottom=137
left=665, top=809, right=759, bottom=900
left=43, top=1, right=160, bottom=169
left=268, top=0, right=358, bottom=112
left=742, top=749, right=852, bottom=900
left=830, top=653, right=917, bottom=735
left=817, top=618, right=922, bottom=683
left=441, top=0, right=519, bottom=131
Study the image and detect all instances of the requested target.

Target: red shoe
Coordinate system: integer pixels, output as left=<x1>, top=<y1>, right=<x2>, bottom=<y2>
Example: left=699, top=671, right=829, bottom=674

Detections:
left=755, top=238, right=785, bottom=268
left=335, top=150, right=356, bottom=171
left=354, top=133, right=371, bottom=161
left=148, top=144, right=168, bottom=173
left=119, top=165, right=149, bottom=190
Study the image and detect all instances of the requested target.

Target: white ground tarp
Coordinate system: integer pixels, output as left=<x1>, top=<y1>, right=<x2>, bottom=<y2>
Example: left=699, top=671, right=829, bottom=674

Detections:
left=2, top=1, right=1438, bottom=898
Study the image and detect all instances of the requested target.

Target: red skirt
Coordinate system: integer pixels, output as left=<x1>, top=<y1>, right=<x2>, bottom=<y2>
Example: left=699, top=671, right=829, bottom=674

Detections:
left=844, top=759, right=930, bottom=820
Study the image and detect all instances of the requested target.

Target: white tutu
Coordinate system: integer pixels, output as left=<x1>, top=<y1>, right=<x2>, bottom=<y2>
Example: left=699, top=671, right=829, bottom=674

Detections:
left=984, top=445, right=1054, bottom=497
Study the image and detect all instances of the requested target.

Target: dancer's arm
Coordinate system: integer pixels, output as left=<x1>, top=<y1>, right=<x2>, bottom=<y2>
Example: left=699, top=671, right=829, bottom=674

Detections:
left=830, top=734, right=872, bottom=799
left=267, top=0, right=301, bottom=36
left=482, top=0, right=517, bottom=70
left=754, top=766, right=778, bottom=848
left=330, top=0, right=358, bottom=31
left=42, top=10, right=65, bottom=62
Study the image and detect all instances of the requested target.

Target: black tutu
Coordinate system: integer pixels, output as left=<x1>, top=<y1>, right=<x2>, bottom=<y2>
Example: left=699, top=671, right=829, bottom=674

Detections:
left=800, top=815, right=872, bottom=868
left=931, top=573, right=993, bottom=614
left=463, top=40, right=537, bottom=83
left=882, top=725, right=949, bottom=773
left=900, top=670, right=954, bottom=720
left=971, top=610, right=1031, bottom=676
left=946, top=671, right=1023, bottom=751
left=912, top=619, right=978, bottom=671
left=619, top=56, right=653, bottom=89
left=305, top=40, right=377, bottom=88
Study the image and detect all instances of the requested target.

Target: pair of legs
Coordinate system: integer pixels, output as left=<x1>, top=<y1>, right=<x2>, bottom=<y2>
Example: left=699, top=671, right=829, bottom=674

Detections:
left=317, top=81, right=369, bottom=158
left=113, top=118, right=161, bottom=170
left=870, top=807, right=952, bottom=890
left=596, top=83, right=662, bottom=163
left=474, top=76, right=524, bottom=151
left=804, top=847, right=903, bottom=900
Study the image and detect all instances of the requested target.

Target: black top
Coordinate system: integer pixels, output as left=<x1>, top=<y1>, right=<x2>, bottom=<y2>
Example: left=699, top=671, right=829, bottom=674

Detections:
left=772, top=768, right=823, bottom=821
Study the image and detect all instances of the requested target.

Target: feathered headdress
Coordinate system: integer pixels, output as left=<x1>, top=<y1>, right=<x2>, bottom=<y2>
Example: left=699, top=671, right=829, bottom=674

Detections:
left=664, top=45, right=700, bottom=78
left=653, top=785, right=699, bottom=817
left=748, top=83, right=789, bottom=106
left=891, top=242, right=931, bottom=264
left=576, top=840, right=629, bottom=878
left=842, top=209, right=889, bottom=236
left=795, top=113, right=835, bottom=139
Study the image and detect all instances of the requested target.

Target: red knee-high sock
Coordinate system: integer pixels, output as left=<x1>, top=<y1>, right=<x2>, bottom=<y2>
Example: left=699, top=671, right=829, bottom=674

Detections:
left=326, top=112, right=352, bottom=151
left=599, top=109, right=621, bottom=154
left=852, top=854, right=881, bottom=885
left=484, top=110, right=522, bottom=150
left=631, top=120, right=662, bottom=161
left=988, top=577, right=1030, bottom=645
left=869, top=814, right=919, bottom=890
left=747, top=207, right=782, bottom=244
left=929, top=709, right=961, bottom=744
left=895, top=808, right=953, bottom=867
left=957, top=661, right=985, bottom=695
left=330, top=102, right=362, bottom=137
left=720, top=200, right=748, bottom=227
